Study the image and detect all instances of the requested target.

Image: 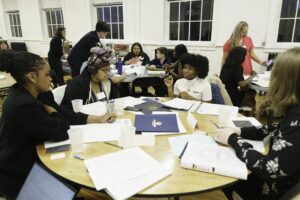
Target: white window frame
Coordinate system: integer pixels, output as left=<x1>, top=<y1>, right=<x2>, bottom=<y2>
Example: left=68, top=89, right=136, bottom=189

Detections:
left=94, top=2, right=124, bottom=40
left=165, top=0, right=218, bottom=47
left=6, top=10, right=22, bottom=38
left=43, top=8, right=64, bottom=38
left=265, top=0, right=300, bottom=50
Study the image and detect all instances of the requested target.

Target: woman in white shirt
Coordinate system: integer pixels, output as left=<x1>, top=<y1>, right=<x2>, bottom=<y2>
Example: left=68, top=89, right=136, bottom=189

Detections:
left=164, top=53, right=212, bottom=102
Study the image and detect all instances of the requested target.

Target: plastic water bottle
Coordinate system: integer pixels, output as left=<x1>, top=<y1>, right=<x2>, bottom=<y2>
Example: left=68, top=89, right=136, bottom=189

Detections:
left=116, top=58, right=123, bottom=75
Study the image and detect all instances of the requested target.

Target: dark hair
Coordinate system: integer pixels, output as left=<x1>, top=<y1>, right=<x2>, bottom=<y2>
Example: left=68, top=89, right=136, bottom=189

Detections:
left=95, top=21, right=110, bottom=32
left=0, top=40, right=9, bottom=50
left=180, top=53, right=209, bottom=79
left=55, top=27, right=66, bottom=39
left=174, top=44, right=188, bottom=60
left=131, top=42, right=144, bottom=56
left=156, top=47, right=168, bottom=57
left=223, top=47, right=246, bottom=68
left=0, top=50, right=46, bottom=84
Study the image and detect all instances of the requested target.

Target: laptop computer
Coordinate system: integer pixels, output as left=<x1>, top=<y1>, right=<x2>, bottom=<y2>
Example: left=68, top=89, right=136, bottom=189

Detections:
left=16, top=162, right=76, bottom=200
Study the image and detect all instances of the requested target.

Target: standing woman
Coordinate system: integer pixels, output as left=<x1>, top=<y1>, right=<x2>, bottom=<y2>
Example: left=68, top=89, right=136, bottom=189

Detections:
left=169, top=44, right=188, bottom=80
left=0, top=40, right=10, bottom=50
left=216, top=48, right=300, bottom=200
left=48, top=27, right=66, bottom=86
left=0, top=51, right=69, bottom=199
left=122, top=42, right=150, bottom=65
left=222, top=21, right=266, bottom=75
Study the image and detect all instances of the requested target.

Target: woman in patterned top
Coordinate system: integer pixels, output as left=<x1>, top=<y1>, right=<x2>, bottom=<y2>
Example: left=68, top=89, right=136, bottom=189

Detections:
left=215, top=47, right=300, bottom=200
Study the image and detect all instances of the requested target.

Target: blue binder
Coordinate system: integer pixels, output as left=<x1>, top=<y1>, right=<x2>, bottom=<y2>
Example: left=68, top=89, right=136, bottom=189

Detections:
left=134, top=114, right=179, bottom=132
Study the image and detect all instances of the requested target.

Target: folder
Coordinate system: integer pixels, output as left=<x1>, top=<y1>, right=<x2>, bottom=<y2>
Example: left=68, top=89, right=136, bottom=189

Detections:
left=134, top=114, right=179, bottom=132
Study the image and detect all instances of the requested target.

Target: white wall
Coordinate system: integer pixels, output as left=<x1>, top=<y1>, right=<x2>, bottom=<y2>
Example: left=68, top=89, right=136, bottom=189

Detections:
left=0, top=0, right=294, bottom=74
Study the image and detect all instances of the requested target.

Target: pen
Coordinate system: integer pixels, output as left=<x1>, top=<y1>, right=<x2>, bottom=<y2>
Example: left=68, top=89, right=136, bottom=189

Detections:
left=74, top=155, right=85, bottom=160
left=210, top=120, right=220, bottom=129
left=104, top=142, right=122, bottom=149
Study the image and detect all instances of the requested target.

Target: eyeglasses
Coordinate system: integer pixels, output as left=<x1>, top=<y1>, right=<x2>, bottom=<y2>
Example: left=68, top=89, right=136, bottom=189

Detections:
left=98, top=68, right=110, bottom=73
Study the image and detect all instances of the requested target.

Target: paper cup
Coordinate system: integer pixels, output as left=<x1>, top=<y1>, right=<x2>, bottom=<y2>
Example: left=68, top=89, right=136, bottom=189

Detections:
left=68, top=128, right=84, bottom=153
left=106, top=100, right=116, bottom=114
left=71, top=99, right=83, bottom=113
left=115, top=99, right=124, bottom=116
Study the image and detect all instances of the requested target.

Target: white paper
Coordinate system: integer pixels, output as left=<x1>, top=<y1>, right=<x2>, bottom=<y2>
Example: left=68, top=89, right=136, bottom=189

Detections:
left=50, top=153, right=65, bottom=160
left=168, top=134, right=217, bottom=156
left=106, top=166, right=171, bottom=200
left=80, top=101, right=107, bottom=115
left=84, top=147, right=162, bottom=190
left=181, top=142, right=248, bottom=180
left=0, top=74, right=6, bottom=80
left=197, top=103, right=239, bottom=118
left=44, top=139, right=70, bottom=149
left=187, top=112, right=197, bottom=130
left=134, top=135, right=155, bottom=146
left=163, top=98, right=199, bottom=111
left=147, top=70, right=166, bottom=75
left=120, top=96, right=145, bottom=108
left=70, top=124, right=121, bottom=143
left=113, top=119, right=132, bottom=126
left=252, top=79, right=270, bottom=88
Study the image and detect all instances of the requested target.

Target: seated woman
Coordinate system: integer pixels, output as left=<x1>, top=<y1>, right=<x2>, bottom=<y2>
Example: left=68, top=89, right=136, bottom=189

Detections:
left=0, top=40, right=10, bottom=50
left=61, top=48, right=118, bottom=124
left=215, top=47, right=300, bottom=200
left=0, top=50, right=69, bottom=199
left=168, top=44, right=188, bottom=81
left=220, top=47, right=257, bottom=107
left=122, top=42, right=150, bottom=65
left=148, top=47, right=172, bottom=70
left=164, top=53, right=212, bottom=102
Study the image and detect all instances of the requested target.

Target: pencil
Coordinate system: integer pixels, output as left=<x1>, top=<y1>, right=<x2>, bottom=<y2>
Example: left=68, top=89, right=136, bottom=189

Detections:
left=104, top=142, right=122, bottom=149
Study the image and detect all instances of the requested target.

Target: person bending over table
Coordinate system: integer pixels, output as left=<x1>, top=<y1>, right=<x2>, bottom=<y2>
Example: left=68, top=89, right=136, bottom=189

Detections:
left=220, top=47, right=257, bottom=107
left=0, top=50, right=69, bottom=199
left=215, top=47, right=300, bottom=200
left=148, top=47, right=172, bottom=70
left=122, top=42, right=150, bottom=66
left=164, top=53, right=212, bottom=102
left=61, top=48, right=117, bottom=124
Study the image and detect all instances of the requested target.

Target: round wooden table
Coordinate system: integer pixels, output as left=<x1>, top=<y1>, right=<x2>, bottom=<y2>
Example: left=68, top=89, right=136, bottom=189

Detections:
left=37, top=111, right=239, bottom=198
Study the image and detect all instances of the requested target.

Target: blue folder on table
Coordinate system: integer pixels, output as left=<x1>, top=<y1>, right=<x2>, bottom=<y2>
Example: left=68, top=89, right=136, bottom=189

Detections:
left=134, top=114, right=179, bottom=132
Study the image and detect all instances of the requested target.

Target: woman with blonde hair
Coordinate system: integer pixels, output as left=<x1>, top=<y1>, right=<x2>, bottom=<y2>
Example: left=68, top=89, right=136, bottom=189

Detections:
left=216, top=47, right=300, bottom=199
left=222, top=21, right=267, bottom=75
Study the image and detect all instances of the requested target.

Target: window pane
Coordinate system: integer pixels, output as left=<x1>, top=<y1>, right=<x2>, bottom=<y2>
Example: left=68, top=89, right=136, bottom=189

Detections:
left=18, top=26, right=22, bottom=37
left=111, top=24, right=118, bottom=39
left=106, top=23, right=112, bottom=39
left=51, top=11, right=56, bottom=24
left=180, top=1, right=190, bottom=21
left=170, top=22, right=178, bottom=40
left=280, top=0, right=297, bottom=18
left=298, top=1, right=300, bottom=17
left=201, top=22, right=212, bottom=41
left=46, top=12, right=50, bottom=24
left=104, top=7, right=111, bottom=22
left=47, top=25, right=52, bottom=37
left=179, top=22, right=189, bottom=40
left=119, top=23, right=124, bottom=39
left=190, top=22, right=200, bottom=40
left=191, top=1, right=201, bottom=21
left=16, top=14, right=21, bottom=25
left=56, top=10, right=62, bottom=24
left=293, top=19, right=300, bottom=42
left=118, top=6, right=123, bottom=22
left=277, top=19, right=294, bottom=42
left=170, top=2, right=179, bottom=21
left=202, top=0, right=214, bottom=20
left=13, top=14, right=17, bottom=25
left=111, top=7, right=118, bottom=22
left=11, top=26, right=15, bottom=37
left=9, top=15, right=13, bottom=25
left=97, top=7, right=103, bottom=21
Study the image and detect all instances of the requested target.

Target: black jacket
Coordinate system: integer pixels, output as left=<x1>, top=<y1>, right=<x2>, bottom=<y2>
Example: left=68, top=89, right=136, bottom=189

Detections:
left=48, top=36, right=63, bottom=59
left=122, top=52, right=150, bottom=66
left=0, top=84, right=69, bottom=199
left=67, top=31, right=100, bottom=77
left=61, top=68, right=118, bottom=123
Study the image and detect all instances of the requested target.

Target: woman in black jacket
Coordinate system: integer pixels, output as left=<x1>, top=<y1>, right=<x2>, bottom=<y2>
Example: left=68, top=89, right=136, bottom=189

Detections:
left=122, top=42, right=150, bottom=65
left=61, top=47, right=117, bottom=124
left=0, top=50, right=69, bottom=199
left=48, top=27, right=66, bottom=86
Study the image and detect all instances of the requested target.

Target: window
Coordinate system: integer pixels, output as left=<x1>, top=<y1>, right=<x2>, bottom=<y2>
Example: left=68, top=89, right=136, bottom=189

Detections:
left=45, top=8, right=64, bottom=38
left=169, top=0, right=214, bottom=41
left=277, top=0, right=300, bottom=42
left=96, top=3, right=124, bottom=39
left=7, top=11, right=22, bottom=37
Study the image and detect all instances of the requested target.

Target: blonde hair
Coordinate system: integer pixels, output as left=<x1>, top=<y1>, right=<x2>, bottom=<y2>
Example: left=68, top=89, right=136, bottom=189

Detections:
left=229, top=21, right=248, bottom=48
left=267, top=48, right=300, bottom=116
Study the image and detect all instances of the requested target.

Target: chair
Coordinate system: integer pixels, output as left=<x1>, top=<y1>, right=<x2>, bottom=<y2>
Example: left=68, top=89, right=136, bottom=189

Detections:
left=208, top=76, right=233, bottom=105
left=10, top=42, right=27, bottom=52
left=210, top=83, right=225, bottom=104
left=131, top=77, right=164, bottom=97
left=52, top=85, right=67, bottom=105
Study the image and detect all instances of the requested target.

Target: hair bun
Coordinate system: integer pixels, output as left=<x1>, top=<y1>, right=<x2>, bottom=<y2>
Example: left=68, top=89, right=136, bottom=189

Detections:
left=0, top=50, right=14, bottom=73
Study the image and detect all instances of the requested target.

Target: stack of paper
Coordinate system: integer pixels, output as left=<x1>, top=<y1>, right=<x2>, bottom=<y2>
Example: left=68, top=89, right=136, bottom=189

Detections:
left=181, top=142, right=248, bottom=180
left=196, top=103, right=239, bottom=118
left=80, top=101, right=107, bottom=115
left=163, top=98, right=200, bottom=111
left=84, top=147, right=171, bottom=200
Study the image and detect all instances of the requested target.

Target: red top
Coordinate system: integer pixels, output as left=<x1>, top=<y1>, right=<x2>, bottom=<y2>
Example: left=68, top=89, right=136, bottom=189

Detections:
left=223, top=36, right=254, bottom=75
